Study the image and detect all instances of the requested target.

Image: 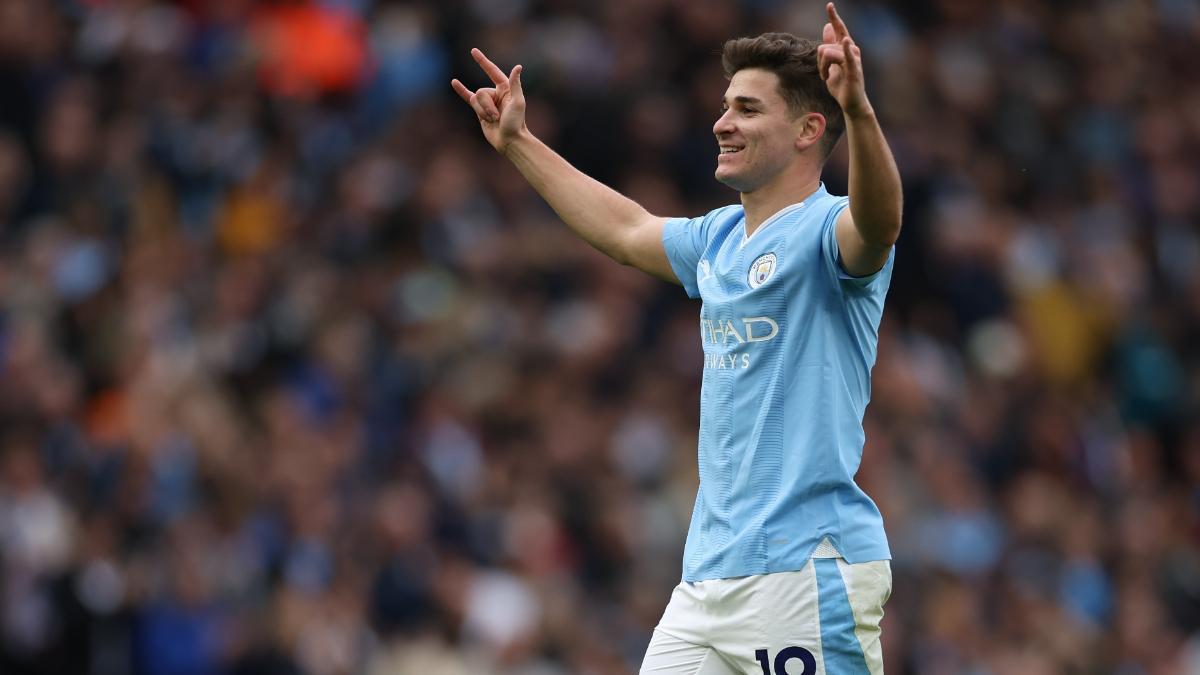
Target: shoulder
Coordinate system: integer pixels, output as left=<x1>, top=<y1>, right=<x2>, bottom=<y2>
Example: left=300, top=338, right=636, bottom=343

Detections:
left=666, top=204, right=742, bottom=232
left=771, top=190, right=847, bottom=234
left=815, top=190, right=850, bottom=222
left=704, top=204, right=744, bottom=228
left=667, top=204, right=743, bottom=247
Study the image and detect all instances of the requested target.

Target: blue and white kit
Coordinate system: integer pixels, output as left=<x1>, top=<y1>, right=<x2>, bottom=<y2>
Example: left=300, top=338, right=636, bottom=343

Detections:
left=645, top=185, right=894, bottom=674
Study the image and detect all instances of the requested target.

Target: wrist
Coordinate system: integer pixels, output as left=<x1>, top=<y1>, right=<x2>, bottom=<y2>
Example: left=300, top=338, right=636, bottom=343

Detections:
left=500, top=127, right=534, bottom=157
left=843, top=102, right=876, bottom=123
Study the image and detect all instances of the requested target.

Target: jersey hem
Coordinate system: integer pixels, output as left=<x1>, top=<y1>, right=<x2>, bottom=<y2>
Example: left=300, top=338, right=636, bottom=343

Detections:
left=681, top=549, right=893, bottom=583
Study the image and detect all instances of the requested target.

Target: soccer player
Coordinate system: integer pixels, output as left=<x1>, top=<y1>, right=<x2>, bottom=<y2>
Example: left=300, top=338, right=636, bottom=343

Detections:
left=452, top=3, right=900, bottom=673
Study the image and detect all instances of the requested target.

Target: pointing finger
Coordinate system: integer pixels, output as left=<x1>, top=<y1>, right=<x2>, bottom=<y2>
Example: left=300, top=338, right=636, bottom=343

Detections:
left=827, top=2, right=850, bottom=41
left=472, top=48, right=509, bottom=87
left=451, top=79, right=474, bottom=104
left=823, top=22, right=836, bottom=45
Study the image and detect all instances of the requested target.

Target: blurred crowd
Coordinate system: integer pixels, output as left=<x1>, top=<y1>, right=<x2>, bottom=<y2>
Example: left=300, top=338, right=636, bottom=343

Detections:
left=0, top=0, right=1199, bottom=673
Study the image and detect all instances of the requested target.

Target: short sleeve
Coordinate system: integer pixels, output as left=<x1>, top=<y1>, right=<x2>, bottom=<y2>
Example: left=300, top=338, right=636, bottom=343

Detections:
left=662, top=215, right=708, bottom=299
left=820, top=197, right=895, bottom=290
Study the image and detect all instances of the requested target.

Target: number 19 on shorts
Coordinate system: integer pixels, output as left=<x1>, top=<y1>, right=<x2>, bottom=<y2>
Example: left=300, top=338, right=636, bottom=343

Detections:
left=755, top=647, right=816, bottom=675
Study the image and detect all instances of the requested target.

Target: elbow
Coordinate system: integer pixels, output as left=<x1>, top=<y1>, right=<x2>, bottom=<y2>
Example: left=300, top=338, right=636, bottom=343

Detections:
left=608, top=214, right=662, bottom=269
left=880, top=221, right=902, bottom=248
left=612, top=253, right=635, bottom=267
left=874, top=195, right=903, bottom=247
left=849, top=201, right=902, bottom=249
left=863, top=218, right=901, bottom=249
left=607, top=227, right=641, bottom=267
left=608, top=241, right=634, bottom=267
left=875, top=203, right=903, bottom=246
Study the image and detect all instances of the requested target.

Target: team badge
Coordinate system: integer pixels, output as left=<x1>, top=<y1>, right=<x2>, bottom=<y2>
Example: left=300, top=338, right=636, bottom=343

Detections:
left=747, top=252, right=777, bottom=289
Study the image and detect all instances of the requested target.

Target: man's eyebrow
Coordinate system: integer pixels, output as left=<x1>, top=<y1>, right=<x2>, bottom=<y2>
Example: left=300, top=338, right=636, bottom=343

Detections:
left=723, top=95, right=766, bottom=106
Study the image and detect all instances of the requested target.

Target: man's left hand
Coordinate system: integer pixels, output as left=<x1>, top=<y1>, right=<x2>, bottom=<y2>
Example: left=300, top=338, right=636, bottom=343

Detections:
left=817, top=2, right=872, bottom=119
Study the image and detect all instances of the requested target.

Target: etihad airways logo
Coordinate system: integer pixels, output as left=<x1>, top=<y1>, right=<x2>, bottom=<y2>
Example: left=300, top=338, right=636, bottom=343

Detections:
left=701, top=316, right=780, bottom=370
left=701, top=316, right=780, bottom=345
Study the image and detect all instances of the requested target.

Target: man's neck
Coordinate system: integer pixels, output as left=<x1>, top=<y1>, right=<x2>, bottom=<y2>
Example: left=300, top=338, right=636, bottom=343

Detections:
left=741, top=174, right=823, bottom=237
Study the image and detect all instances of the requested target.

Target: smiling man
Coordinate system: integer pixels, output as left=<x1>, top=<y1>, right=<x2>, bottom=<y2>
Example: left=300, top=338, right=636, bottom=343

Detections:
left=453, top=3, right=901, bottom=673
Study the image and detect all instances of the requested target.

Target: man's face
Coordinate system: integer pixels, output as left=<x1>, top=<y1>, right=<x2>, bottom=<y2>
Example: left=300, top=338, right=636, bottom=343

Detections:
left=713, top=68, right=803, bottom=193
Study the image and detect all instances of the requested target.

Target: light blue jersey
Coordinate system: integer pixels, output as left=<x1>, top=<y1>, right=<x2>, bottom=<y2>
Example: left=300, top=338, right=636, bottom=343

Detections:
left=662, top=184, right=894, bottom=582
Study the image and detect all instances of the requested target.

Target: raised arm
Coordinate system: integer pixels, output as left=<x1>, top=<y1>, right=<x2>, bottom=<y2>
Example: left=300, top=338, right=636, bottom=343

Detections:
left=817, top=3, right=903, bottom=277
left=451, top=49, right=676, bottom=282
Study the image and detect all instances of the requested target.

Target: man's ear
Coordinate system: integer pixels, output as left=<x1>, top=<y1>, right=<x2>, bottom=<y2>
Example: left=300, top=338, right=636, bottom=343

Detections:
left=794, top=112, right=827, bottom=152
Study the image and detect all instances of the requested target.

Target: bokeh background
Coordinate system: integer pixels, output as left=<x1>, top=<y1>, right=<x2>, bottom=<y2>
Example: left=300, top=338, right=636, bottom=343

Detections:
left=1, top=0, right=1199, bottom=673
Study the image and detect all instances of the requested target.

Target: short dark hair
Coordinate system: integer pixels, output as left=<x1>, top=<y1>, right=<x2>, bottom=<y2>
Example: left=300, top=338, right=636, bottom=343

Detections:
left=721, top=33, right=844, bottom=159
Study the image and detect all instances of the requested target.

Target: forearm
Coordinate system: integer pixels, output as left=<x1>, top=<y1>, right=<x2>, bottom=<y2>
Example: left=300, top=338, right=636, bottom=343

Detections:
left=503, top=130, right=657, bottom=265
left=844, top=109, right=902, bottom=247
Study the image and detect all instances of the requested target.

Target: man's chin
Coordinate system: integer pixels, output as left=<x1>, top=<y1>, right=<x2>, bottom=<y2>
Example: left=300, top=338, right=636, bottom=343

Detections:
left=714, top=170, right=751, bottom=193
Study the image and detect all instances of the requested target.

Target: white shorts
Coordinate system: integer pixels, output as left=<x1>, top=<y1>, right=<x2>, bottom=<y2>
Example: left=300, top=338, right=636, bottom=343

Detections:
left=640, top=558, right=891, bottom=674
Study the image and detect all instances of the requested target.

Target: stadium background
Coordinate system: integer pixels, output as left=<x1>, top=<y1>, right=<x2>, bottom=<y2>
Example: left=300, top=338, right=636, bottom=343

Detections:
left=1, top=0, right=1199, bottom=673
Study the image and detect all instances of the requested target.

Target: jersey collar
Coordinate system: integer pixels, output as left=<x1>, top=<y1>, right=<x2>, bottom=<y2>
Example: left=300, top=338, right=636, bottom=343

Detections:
left=740, top=183, right=828, bottom=249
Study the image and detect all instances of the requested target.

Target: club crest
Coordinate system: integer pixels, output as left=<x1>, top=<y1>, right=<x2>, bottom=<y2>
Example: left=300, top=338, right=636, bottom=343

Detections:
left=747, top=252, right=777, bottom=289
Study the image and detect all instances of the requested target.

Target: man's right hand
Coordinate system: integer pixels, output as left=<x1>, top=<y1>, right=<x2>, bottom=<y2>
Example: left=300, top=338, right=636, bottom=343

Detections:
left=450, top=48, right=676, bottom=284
left=451, top=48, right=527, bottom=154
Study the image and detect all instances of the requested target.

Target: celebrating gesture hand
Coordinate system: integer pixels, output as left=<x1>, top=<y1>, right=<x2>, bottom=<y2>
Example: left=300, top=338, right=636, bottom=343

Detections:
left=451, top=49, right=527, bottom=154
left=817, top=2, right=871, bottom=119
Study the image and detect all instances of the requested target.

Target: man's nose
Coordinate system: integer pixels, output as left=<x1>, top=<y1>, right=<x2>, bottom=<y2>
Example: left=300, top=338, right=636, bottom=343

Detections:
left=713, top=109, right=735, bottom=136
